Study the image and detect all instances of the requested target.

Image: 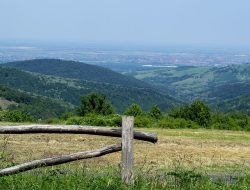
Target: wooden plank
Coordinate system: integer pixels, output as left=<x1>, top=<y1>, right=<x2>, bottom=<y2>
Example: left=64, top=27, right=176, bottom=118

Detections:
left=0, top=125, right=157, bottom=143
left=0, top=144, right=122, bottom=177
left=121, top=116, right=134, bottom=185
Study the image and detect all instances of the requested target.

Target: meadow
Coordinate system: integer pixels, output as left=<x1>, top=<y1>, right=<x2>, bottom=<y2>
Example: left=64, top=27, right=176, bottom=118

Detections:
left=1, top=123, right=250, bottom=189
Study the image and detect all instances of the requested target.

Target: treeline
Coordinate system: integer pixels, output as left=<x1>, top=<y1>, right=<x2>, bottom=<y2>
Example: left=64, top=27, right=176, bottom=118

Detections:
left=1, top=91, right=249, bottom=131
left=49, top=93, right=250, bottom=131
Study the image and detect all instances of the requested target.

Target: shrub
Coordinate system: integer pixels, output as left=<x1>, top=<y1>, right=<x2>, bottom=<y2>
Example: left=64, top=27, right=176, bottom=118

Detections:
left=78, top=93, right=114, bottom=116
left=149, top=105, right=162, bottom=119
left=158, top=117, right=199, bottom=129
left=66, top=114, right=122, bottom=127
left=170, top=100, right=211, bottom=127
left=211, top=112, right=249, bottom=131
left=0, top=110, right=33, bottom=122
left=124, top=104, right=143, bottom=117
left=229, top=113, right=249, bottom=130
left=134, top=116, right=152, bottom=128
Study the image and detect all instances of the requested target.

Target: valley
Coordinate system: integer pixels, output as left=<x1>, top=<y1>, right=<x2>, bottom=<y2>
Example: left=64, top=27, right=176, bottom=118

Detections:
left=0, top=59, right=179, bottom=117
left=126, top=64, right=250, bottom=113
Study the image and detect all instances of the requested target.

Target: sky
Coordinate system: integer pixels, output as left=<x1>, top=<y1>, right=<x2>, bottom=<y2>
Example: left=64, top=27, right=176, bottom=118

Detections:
left=0, top=0, right=250, bottom=47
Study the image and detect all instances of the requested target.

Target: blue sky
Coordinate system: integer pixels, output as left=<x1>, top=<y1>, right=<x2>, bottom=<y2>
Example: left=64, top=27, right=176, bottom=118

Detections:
left=0, top=0, right=250, bottom=47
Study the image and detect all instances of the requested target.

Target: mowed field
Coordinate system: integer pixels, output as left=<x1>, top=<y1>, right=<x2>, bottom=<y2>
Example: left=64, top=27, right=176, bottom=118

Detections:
left=1, top=123, right=250, bottom=174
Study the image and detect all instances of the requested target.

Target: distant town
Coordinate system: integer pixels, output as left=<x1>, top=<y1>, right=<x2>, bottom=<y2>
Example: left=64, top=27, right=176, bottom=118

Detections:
left=1, top=45, right=250, bottom=72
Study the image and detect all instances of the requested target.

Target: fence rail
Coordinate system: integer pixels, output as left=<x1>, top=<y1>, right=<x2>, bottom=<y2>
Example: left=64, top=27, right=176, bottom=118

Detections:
left=0, top=116, right=158, bottom=185
left=0, top=124, right=157, bottom=143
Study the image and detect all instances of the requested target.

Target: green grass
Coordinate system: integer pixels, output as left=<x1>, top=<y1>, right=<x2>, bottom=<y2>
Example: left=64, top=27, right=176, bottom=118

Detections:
left=1, top=121, right=250, bottom=189
left=0, top=167, right=249, bottom=190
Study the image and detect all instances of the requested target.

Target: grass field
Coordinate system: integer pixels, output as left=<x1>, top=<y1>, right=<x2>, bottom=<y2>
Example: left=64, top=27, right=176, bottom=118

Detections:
left=1, top=124, right=250, bottom=189
left=1, top=125, right=249, bottom=172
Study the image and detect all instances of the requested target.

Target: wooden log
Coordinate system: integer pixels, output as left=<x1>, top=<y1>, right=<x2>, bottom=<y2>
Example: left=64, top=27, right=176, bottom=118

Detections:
left=0, top=144, right=122, bottom=177
left=0, top=125, right=157, bottom=143
left=121, top=116, right=134, bottom=185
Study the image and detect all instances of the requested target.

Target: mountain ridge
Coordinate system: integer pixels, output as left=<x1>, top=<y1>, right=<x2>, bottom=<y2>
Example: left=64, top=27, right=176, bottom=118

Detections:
left=5, top=59, right=152, bottom=89
left=0, top=64, right=179, bottom=113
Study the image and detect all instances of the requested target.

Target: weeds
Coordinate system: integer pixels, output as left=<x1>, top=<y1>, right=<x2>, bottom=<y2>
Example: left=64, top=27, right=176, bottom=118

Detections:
left=0, top=135, right=15, bottom=168
left=0, top=167, right=249, bottom=190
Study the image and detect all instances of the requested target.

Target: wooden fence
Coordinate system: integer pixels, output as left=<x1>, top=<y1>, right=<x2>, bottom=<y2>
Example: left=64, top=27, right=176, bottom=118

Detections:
left=0, top=116, right=157, bottom=185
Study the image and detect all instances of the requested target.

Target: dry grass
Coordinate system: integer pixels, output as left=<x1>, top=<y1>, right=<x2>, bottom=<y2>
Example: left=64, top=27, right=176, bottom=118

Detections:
left=1, top=126, right=250, bottom=173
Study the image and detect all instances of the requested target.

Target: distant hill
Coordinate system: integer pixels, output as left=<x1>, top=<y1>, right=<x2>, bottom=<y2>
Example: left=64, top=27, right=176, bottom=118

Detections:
left=127, top=63, right=250, bottom=113
left=5, top=59, right=151, bottom=89
left=0, top=85, right=72, bottom=119
left=0, top=66, right=179, bottom=113
left=217, top=94, right=250, bottom=114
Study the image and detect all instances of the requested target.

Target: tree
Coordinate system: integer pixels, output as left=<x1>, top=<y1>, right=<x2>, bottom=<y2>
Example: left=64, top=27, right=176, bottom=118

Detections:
left=2, top=110, right=33, bottom=122
left=170, top=100, right=211, bottom=127
left=149, top=105, right=162, bottom=119
left=78, top=93, right=114, bottom=116
left=124, top=104, right=143, bottom=117
left=188, top=100, right=211, bottom=127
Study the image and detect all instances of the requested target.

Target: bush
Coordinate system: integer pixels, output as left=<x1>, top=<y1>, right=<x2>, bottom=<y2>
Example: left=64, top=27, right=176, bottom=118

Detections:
left=158, top=117, right=199, bottom=129
left=230, top=113, right=249, bottom=130
left=124, top=104, right=143, bottom=117
left=78, top=93, right=114, bottom=116
left=66, top=114, right=122, bottom=127
left=0, top=110, right=33, bottom=122
left=134, top=116, right=152, bottom=128
left=170, top=100, right=211, bottom=127
left=149, top=105, right=162, bottom=119
left=211, top=112, right=249, bottom=131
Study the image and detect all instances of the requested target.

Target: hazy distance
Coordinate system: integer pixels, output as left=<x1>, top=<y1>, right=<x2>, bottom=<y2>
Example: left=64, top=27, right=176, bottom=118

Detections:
left=1, top=0, right=250, bottom=48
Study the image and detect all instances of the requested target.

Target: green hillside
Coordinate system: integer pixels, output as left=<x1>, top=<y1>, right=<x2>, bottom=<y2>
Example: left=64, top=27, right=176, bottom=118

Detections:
left=0, top=66, right=179, bottom=113
left=217, top=94, right=250, bottom=114
left=127, top=64, right=250, bottom=112
left=0, top=85, right=72, bottom=119
left=5, top=59, right=151, bottom=89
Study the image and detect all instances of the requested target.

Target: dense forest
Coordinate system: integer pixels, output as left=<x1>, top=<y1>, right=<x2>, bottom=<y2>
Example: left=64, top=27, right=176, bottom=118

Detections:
left=6, top=59, right=151, bottom=89
left=0, top=60, right=179, bottom=114
left=0, top=59, right=249, bottom=131
left=0, top=85, right=72, bottom=120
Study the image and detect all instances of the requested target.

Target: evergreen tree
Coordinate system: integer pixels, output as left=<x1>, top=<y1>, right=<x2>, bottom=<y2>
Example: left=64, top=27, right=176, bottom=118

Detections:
left=78, top=93, right=114, bottom=116
left=124, top=104, right=143, bottom=117
left=150, top=105, right=162, bottom=119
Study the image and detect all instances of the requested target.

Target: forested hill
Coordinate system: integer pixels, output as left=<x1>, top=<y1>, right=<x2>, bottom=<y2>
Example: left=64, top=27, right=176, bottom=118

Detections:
left=0, top=66, right=179, bottom=113
left=0, top=85, right=72, bottom=119
left=5, top=59, right=150, bottom=89
left=217, top=94, right=250, bottom=114
left=128, top=63, right=250, bottom=109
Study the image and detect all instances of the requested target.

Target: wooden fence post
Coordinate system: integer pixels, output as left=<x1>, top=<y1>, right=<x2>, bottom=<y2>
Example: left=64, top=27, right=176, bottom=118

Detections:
left=121, top=116, right=134, bottom=185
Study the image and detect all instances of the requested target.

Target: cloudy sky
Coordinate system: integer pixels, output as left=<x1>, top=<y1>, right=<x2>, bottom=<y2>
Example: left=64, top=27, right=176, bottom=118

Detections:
left=1, top=0, right=250, bottom=47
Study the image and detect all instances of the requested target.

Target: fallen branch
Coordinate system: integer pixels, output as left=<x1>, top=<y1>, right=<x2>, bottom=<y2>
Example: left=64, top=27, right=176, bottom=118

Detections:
left=0, top=144, right=122, bottom=177
left=0, top=125, right=157, bottom=143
